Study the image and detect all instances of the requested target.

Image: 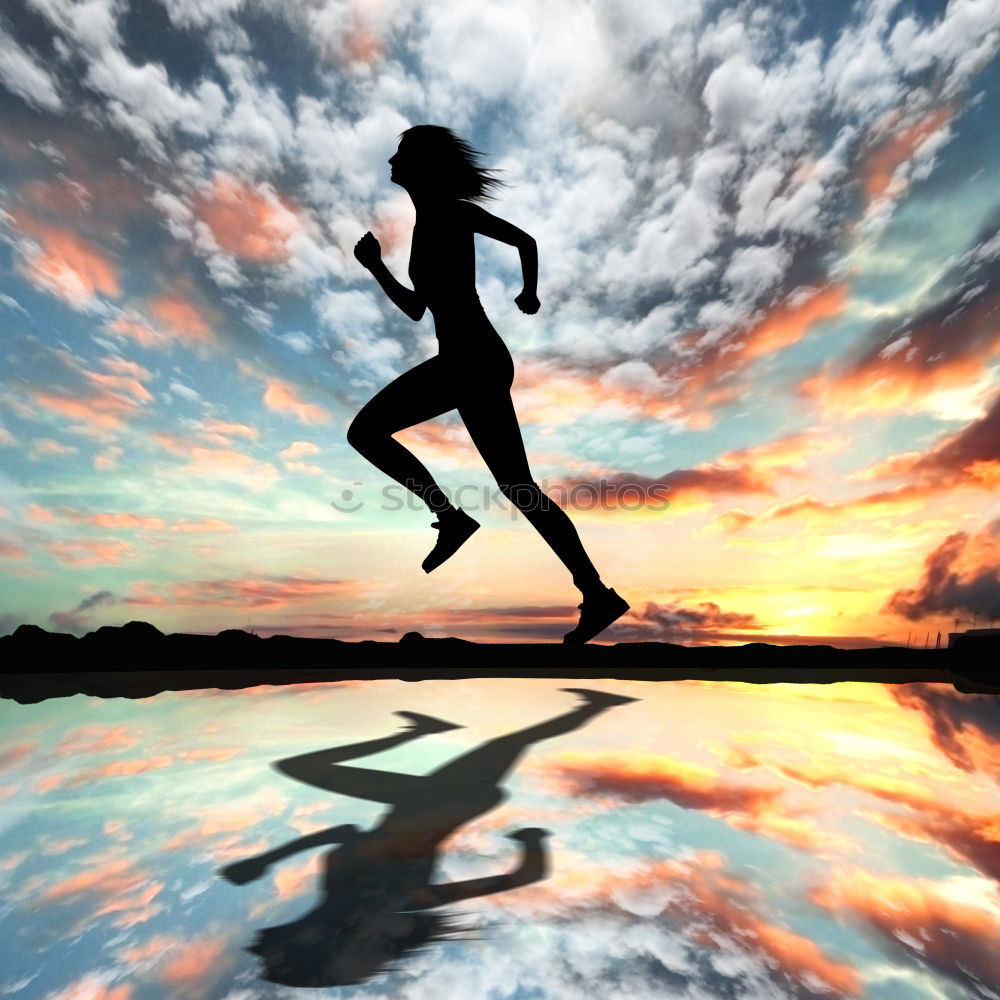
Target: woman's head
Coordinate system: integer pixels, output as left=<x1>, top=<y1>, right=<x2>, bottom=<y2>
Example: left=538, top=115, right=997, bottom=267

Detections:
left=389, top=125, right=506, bottom=202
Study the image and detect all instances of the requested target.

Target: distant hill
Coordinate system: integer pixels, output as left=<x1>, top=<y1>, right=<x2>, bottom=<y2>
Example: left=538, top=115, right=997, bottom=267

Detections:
left=1, top=621, right=997, bottom=703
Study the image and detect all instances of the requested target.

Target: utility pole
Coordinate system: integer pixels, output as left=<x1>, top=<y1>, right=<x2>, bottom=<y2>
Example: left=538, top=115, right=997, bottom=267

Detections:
left=935, top=631, right=941, bottom=649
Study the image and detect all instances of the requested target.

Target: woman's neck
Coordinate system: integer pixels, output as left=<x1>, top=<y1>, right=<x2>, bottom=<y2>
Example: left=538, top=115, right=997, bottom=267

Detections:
left=409, top=188, right=453, bottom=214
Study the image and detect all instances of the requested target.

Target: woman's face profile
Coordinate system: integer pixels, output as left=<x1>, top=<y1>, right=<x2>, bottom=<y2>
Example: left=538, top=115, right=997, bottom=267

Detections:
left=388, top=137, right=417, bottom=188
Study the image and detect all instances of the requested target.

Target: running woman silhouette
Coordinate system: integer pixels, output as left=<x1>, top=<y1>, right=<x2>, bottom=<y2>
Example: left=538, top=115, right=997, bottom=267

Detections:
left=350, top=125, right=629, bottom=644
left=220, top=688, right=639, bottom=986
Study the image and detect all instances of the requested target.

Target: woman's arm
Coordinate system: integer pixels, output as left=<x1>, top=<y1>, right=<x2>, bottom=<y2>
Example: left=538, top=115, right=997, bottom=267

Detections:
left=405, top=828, right=551, bottom=908
left=464, top=204, right=539, bottom=315
left=217, top=824, right=359, bottom=884
left=354, top=231, right=426, bottom=322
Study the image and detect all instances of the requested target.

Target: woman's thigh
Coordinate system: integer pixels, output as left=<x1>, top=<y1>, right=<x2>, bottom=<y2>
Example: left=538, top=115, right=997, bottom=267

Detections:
left=457, top=388, right=534, bottom=487
left=353, top=357, right=457, bottom=434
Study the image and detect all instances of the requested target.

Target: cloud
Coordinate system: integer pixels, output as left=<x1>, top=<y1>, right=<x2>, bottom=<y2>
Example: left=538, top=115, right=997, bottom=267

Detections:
left=7, top=211, right=120, bottom=308
left=0, top=536, right=29, bottom=559
left=262, top=376, right=331, bottom=424
left=192, top=173, right=304, bottom=263
left=891, top=683, right=1000, bottom=785
left=811, top=868, right=1000, bottom=999
left=279, top=439, right=323, bottom=475
left=798, top=232, right=1000, bottom=420
left=606, top=599, right=764, bottom=644
left=860, top=106, right=953, bottom=206
left=533, top=750, right=832, bottom=852
left=158, top=936, right=230, bottom=988
left=168, top=518, right=237, bottom=533
left=853, top=389, right=1000, bottom=493
left=152, top=432, right=279, bottom=485
left=487, top=851, right=862, bottom=997
left=552, top=428, right=845, bottom=513
left=49, top=589, right=117, bottom=633
left=123, top=575, right=362, bottom=609
left=709, top=738, right=1000, bottom=882
left=46, top=538, right=135, bottom=567
left=55, top=722, right=138, bottom=755
left=884, top=519, right=1000, bottom=623
left=0, top=26, right=64, bottom=111
left=148, top=292, right=216, bottom=345
left=42, top=972, right=132, bottom=1000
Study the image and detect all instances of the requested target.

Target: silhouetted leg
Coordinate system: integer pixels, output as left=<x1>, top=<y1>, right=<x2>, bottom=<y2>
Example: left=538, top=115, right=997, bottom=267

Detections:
left=346, top=357, right=459, bottom=514
left=457, top=390, right=604, bottom=597
left=273, top=712, right=460, bottom=802
left=425, top=691, right=630, bottom=791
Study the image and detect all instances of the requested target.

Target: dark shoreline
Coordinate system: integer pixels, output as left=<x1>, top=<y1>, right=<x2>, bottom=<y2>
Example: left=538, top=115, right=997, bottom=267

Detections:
left=2, top=622, right=997, bottom=703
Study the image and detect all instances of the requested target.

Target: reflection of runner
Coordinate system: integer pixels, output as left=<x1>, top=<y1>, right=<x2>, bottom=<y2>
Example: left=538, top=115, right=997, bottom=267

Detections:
left=349, top=125, right=630, bottom=644
left=220, top=688, right=639, bottom=987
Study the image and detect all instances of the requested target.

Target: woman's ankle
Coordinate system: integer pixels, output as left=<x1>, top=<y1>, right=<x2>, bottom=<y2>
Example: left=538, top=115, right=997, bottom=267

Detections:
left=576, top=577, right=606, bottom=600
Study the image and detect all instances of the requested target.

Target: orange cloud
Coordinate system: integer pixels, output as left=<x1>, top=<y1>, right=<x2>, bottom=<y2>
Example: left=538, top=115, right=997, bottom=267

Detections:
left=533, top=750, right=832, bottom=850
left=855, top=391, right=1000, bottom=494
left=158, top=937, right=229, bottom=986
left=194, top=173, right=302, bottom=262
left=711, top=738, right=1000, bottom=882
left=56, top=724, right=142, bottom=755
left=46, top=538, right=135, bottom=567
left=11, top=212, right=120, bottom=307
left=811, top=868, right=1000, bottom=996
left=197, top=419, right=260, bottom=445
left=26, top=504, right=57, bottom=522
left=124, top=575, right=361, bottom=609
left=106, top=317, right=165, bottom=348
left=0, top=742, right=37, bottom=769
left=29, top=438, right=79, bottom=458
left=861, top=107, right=953, bottom=204
left=553, top=428, right=844, bottom=514
left=149, top=294, right=215, bottom=345
left=263, top=377, right=331, bottom=424
left=519, top=286, right=848, bottom=431
left=799, top=284, right=1000, bottom=420
left=45, top=974, right=132, bottom=1000
left=43, top=855, right=149, bottom=901
left=0, top=538, right=29, bottom=559
left=169, top=518, right=237, bottom=533
left=884, top=520, right=1000, bottom=627
left=41, top=755, right=176, bottom=791
left=33, top=386, right=142, bottom=434
left=152, top=432, right=278, bottom=483
left=704, top=480, right=935, bottom=534
left=50, top=506, right=166, bottom=530
left=274, top=853, right=324, bottom=901
left=891, top=683, right=1000, bottom=783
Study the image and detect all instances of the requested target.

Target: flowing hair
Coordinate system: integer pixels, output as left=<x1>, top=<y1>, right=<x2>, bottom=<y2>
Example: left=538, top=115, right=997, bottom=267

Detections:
left=399, top=125, right=508, bottom=202
left=253, top=907, right=481, bottom=987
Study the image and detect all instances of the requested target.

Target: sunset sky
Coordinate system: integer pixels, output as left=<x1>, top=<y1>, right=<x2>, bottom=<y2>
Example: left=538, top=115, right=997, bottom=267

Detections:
left=2, top=0, right=1000, bottom=643
left=2, top=679, right=999, bottom=999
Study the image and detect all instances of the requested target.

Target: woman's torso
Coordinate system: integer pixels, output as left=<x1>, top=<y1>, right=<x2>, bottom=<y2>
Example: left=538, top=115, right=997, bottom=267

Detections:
left=408, top=201, right=511, bottom=368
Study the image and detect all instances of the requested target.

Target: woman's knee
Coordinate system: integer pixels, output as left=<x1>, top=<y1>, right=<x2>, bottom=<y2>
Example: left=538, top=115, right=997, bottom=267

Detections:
left=499, top=480, right=549, bottom=512
left=346, top=413, right=382, bottom=451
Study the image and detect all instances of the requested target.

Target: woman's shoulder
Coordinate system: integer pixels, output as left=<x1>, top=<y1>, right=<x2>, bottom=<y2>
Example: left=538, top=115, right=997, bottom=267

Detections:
left=455, top=199, right=487, bottom=222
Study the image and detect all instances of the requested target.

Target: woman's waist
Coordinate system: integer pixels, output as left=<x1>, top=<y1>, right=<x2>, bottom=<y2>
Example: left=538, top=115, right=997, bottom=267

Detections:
left=425, top=290, right=487, bottom=316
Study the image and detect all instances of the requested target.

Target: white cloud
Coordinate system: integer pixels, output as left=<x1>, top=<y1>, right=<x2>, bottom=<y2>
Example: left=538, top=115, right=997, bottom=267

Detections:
left=0, top=29, right=63, bottom=111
